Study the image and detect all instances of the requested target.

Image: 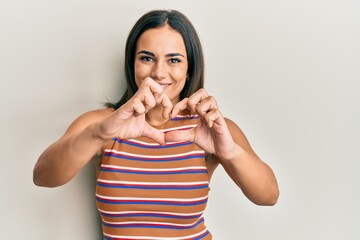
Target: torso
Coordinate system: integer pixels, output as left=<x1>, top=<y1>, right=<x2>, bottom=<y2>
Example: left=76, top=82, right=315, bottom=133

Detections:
left=96, top=114, right=213, bottom=239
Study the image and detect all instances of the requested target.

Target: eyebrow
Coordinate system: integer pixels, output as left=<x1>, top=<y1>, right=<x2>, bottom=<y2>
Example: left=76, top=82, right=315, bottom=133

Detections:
left=137, top=50, right=185, bottom=58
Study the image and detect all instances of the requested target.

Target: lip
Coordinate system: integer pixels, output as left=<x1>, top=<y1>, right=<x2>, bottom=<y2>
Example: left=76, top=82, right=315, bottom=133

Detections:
left=158, top=82, right=171, bottom=90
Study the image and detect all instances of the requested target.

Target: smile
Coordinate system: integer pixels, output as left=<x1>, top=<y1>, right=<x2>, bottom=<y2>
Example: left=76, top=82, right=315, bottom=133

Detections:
left=159, top=83, right=171, bottom=90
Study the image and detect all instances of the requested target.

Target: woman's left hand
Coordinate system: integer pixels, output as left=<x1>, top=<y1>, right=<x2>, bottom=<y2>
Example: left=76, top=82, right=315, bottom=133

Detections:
left=165, top=89, right=236, bottom=160
left=166, top=89, right=280, bottom=205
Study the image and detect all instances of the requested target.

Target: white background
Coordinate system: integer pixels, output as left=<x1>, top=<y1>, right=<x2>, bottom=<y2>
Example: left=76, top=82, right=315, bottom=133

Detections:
left=1, top=0, right=359, bottom=239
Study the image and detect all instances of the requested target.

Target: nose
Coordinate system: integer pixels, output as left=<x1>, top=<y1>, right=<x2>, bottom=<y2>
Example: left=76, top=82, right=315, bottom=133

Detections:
left=150, top=61, right=167, bottom=81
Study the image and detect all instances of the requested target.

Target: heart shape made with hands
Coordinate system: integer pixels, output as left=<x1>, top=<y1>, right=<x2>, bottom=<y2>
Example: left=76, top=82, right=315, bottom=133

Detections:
left=112, top=77, right=224, bottom=150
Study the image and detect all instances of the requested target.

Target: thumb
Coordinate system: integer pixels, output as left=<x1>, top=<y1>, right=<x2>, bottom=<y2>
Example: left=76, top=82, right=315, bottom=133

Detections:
left=165, top=129, right=195, bottom=143
left=142, top=124, right=166, bottom=145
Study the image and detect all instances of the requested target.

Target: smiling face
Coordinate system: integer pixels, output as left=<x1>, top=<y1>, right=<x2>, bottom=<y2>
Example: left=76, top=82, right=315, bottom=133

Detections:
left=134, top=24, right=188, bottom=104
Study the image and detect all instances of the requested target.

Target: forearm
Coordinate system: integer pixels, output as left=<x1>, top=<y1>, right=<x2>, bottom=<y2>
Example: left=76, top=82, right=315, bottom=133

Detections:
left=220, top=144, right=279, bottom=205
left=33, top=123, right=106, bottom=187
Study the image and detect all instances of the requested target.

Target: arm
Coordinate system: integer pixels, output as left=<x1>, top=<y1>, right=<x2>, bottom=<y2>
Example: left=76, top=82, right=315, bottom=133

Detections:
left=33, top=109, right=111, bottom=187
left=165, top=89, right=279, bottom=205
left=33, top=78, right=172, bottom=188
left=212, top=118, right=279, bottom=206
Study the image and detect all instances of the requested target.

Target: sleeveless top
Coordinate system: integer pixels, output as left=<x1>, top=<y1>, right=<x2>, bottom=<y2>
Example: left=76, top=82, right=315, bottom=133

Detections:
left=96, top=115, right=212, bottom=239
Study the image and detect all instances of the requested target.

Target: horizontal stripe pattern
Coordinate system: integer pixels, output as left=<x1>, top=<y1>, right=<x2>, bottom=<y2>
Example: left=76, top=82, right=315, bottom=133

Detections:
left=103, top=149, right=205, bottom=162
left=103, top=227, right=210, bottom=240
left=100, top=165, right=208, bottom=175
left=97, top=179, right=209, bottom=190
left=96, top=194, right=208, bottom=206
left=102, top=217, right=204, bottom=229
left=96, top=114, right=212, bottom=239
left=112, top=138, right=193, bottom=149
left=98, top=210, right=204, bottom=220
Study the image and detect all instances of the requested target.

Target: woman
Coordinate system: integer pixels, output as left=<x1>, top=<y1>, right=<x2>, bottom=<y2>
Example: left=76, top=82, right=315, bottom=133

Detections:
left=33, top=9, right=279, bottom=239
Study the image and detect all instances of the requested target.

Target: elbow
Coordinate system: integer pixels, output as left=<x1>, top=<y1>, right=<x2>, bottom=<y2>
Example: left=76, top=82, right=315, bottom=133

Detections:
left=255, top=187, right=280, bottom=206
left=261, top=192, right=279, bottom=206
left=33, top=176, right=47, bottom=188
left=33, top=165, right=41, bottom=186
left=33, top=166, right=62, bottom=188
left=33, top=173, right=44, bottom=187
left=256, top=176, right=280, bottom=206
left=245, top=184, right=280, bottom=206
left=33, top=174, right=62, bottom=188
left=33, top=157, right=50, bottom=187
left=33, top=167, right=48, bottom=187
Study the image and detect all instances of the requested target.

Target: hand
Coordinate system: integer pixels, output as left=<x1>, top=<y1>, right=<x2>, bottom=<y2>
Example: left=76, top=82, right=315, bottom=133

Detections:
left=165, top=89, right=237, bottom=160
left=96, top=77, right=172, bottom=145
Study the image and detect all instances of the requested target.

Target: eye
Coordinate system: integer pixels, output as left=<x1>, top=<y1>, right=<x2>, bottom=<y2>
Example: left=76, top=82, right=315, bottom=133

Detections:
left=140, top=56, right=154, bottom=62
left=169, top=58, right=181, bottom=63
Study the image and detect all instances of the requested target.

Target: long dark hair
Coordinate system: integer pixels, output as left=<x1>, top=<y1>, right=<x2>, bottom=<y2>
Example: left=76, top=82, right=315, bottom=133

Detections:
left=106, top=9, right=204, bottom=109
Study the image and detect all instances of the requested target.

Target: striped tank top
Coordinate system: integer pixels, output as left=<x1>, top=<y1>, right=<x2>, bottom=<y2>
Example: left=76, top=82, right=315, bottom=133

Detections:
left=96, top=114, right=212, bottom=239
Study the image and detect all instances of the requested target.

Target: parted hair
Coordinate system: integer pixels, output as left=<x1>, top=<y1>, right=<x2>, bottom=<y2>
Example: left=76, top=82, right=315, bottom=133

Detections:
left=106, top=9, right=204, bottom=109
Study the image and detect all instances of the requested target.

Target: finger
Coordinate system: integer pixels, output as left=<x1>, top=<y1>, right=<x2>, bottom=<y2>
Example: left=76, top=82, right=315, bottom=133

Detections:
left=202, top=109, right=223, bottom=128
left=131, top=98, right=146, bottom=117
left=187, top=89, right=209, bottom=113
left=157, top=92, right=173, bottom=119
left=121, top=97, right=145, bottom=116
left=165, top=128, right=195, bottom=143
left=195, top=96, right=218, bottom=116
left=142, top=92, right=156, bottom=113
left=135, top=80, right=157, bottom=109
left=171, top=98, right=188, bottom=118
left=139, top=78, right=172, bottom=116
left=143, top=77, right=164, bottom=99
left=142, top=123, right=166, bottom=145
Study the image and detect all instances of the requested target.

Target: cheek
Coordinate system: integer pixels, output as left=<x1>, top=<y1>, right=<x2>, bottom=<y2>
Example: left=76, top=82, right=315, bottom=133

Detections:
left=175, top=66, right=188, bottom=81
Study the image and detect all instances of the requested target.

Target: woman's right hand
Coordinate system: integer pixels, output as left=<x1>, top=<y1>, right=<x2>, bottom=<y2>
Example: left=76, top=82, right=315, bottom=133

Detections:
left=95, top=77, right=172, bottom=145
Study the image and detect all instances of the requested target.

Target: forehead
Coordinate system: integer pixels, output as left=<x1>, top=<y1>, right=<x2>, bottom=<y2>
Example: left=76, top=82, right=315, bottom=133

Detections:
left=136, top=25, right=187, bottom=56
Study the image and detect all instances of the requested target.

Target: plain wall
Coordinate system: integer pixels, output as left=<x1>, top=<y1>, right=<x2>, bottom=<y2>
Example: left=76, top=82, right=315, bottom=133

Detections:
left=1, top=0, right=359, bottom=239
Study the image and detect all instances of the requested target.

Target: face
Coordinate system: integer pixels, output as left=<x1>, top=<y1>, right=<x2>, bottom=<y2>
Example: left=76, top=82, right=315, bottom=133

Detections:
left=134, top=25, right=188, bottom=103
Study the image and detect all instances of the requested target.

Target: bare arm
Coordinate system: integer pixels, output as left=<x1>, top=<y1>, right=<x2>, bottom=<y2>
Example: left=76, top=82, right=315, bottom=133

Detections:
left=33, top=109, right=112, bottom=187
left=213, top=118, right=279, bottom=205
left=165, top=89, right=279, bottom=206
left=33, top=78, right=172, bottom=188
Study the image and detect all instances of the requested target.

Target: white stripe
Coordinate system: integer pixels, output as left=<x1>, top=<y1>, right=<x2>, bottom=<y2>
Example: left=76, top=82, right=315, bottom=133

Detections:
left=160, top=124, right=197, bottom=132
left=101, top=164, right=207, bottom=172
left=126, top=138, right=166, bottom=146
left=103, top=227, right=208, bottom=240
left=99, top=209, right=204, bottom=216
left=96, top=193, right=208, bottom=202
left=97, top=179, right=209, bottom=186
left=174, top=114, right=198, bottom=118
left=103, top=149, right=204, bottom=159
left=102, top=217, right=203, bottom=227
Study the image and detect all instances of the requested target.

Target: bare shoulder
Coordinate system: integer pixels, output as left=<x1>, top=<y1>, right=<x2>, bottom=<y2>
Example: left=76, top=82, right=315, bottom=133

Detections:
left=62, top=108, right=114, bottom=137
left=224, top=117, right=258, bottom=157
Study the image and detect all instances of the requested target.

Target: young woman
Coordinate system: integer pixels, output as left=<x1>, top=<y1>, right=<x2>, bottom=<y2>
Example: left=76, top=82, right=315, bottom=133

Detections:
left=33, top=9, right=279, bottom=239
